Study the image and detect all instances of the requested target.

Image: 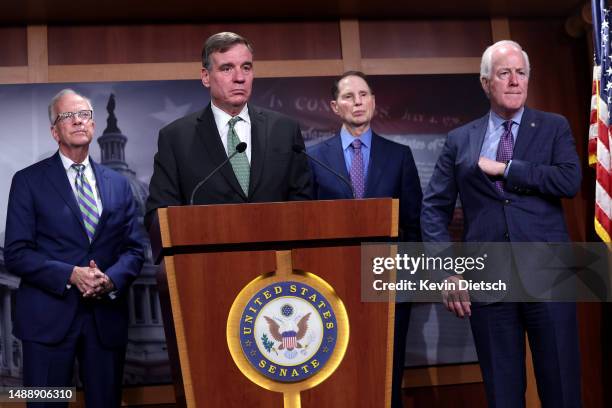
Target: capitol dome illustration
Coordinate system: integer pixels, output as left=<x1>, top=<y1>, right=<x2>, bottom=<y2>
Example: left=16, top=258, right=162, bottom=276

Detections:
left=98, top=94, right=171, bottom=384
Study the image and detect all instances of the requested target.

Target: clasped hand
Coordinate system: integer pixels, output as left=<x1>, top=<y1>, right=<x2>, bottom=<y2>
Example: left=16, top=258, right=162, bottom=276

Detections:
left=478, top=156, right=506, bottom=177
left=70, top=260, right=114, bottom=298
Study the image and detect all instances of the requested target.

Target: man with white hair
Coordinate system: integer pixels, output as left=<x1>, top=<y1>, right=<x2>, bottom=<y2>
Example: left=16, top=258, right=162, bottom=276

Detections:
left=421, top=41, right=582, bottom=406
left=5, top=89, right=144, bottom=407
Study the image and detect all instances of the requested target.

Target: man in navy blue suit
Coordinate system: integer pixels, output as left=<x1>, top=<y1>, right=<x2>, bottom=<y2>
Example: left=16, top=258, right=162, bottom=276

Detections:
left=308, top=71, right=422, bottom=408
left=422, top=41, right=582, bottom=407
left=4, top=89, right=144, bottom=407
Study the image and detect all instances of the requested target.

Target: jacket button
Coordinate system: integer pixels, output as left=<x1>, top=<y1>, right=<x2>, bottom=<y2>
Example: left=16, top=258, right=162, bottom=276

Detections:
left=504, top=199, right=510, bottom=205
left=504, top=232, right=509, bottom=239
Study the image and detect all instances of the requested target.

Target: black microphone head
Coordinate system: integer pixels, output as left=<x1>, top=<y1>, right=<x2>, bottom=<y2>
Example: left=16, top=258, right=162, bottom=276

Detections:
left=292, top=144, right=304, bottom=153
left=236, top=142, right=247, bottom=153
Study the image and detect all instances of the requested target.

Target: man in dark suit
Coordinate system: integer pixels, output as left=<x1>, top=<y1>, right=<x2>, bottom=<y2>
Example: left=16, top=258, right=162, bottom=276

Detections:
left=421, top=40, right=582, bottom=407
left=145, top=32, right=312, bottom=228
left=4, top=89, right=144, bottom=407
left=308, top=71, right=422, bottom=408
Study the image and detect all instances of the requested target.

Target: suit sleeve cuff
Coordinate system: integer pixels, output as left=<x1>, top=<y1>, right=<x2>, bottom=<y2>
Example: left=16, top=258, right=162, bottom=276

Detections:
left=503, top=160, right=512, bottom=178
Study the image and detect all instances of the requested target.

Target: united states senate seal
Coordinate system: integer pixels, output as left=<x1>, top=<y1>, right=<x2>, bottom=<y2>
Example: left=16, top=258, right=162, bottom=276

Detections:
left=239, top=281, right=337, bottom=382
left=226, top=257, right=349, bottom=402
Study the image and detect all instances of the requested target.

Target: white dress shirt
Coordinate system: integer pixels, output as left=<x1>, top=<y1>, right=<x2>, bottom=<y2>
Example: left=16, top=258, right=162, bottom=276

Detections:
left=59, top=151, right=103, bottom=214
left=211, top=103, right=252, bottom=162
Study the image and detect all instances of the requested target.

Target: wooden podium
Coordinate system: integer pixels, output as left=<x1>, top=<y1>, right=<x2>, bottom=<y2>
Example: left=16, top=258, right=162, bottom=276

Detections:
left=151, top=198, right=398, bottom=407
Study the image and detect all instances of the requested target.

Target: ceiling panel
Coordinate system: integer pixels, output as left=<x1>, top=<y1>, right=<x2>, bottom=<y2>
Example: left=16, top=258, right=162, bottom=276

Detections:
left=0, top=0, right=587, bottom=25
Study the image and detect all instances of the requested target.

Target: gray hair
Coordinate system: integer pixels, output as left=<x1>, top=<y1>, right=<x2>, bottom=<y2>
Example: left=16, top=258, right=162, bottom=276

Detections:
left=201, top=32, right=253, bottom=70
left=480, top=40, right=530, bottom=80
left=48, top=89, right=93, bottom=125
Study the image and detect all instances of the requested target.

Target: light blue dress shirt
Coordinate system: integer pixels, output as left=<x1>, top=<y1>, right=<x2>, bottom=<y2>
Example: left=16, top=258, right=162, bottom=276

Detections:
left=341, top=126, right=372, bottom=181
left=480, top=108, right=524, bottom=178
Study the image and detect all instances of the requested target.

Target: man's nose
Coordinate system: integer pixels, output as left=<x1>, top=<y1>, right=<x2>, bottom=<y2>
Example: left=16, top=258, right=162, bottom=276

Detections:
left=71, top=113, right=83, bottom=124
left=233, top=69, right=245, bottom=82
left=508, top=71, right=518, bottom=85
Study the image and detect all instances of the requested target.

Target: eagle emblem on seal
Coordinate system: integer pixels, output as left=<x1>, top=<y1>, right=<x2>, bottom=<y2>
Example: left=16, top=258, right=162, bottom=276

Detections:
left=262, top=304, right=312, bottom=359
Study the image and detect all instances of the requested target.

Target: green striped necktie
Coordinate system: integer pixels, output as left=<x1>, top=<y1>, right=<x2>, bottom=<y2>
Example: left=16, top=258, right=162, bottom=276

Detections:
left=72, top=163, right=99, bottom=241
left=227, top=116, right=250, bottom=195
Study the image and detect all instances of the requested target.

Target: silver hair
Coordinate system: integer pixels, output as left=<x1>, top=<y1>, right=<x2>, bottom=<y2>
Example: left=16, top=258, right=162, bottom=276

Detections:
left=48, top=89, right=93, bottom=125
left=201, top=32, right=253, bottom=70
left=480, top=40, right=530, bottom=80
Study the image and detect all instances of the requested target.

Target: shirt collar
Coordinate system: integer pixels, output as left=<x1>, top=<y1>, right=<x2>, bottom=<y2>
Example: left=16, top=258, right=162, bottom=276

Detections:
left=340, top=126, right=373, bottom=151
left=489, top=107, right=524, bottom=131
left=59, top=150, right=91, bottom=171
left=211, top=102, right=251, bottom=126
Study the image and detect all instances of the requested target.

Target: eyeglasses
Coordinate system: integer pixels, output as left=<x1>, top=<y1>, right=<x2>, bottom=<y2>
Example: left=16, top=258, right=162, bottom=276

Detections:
left=53, top=110, right=93, bottom=125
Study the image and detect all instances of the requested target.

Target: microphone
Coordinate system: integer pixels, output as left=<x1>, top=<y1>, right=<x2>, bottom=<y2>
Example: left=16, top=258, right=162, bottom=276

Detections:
left=189, top=142, right=247, bottom=205
left=292, top=144, right=355, bottom=199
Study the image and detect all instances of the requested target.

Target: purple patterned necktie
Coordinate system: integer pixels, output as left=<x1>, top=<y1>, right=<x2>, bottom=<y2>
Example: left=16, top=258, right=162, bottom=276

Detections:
left=72, top=164, right=99, bottom=241
left=495, top=120, right=514, bottom=192
left=350, top=139, right=365, bottom=198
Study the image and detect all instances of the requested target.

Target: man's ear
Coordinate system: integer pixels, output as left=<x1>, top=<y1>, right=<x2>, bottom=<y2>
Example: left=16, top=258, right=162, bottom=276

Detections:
left=201, top=68, right=210, bottom=88
left=330, top=100, right=339, bottom=115
left=480, top=77, right=490, bottom=97
left=51, top=125, right=60, bottom=144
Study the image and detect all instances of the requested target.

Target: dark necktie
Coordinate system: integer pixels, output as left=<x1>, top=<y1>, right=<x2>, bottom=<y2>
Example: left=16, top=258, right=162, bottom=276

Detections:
left=72, top=164, right=99, bottom=241
left=350, top=139, right=365, bottom=198
left=495, top=120, right=514, bottom=192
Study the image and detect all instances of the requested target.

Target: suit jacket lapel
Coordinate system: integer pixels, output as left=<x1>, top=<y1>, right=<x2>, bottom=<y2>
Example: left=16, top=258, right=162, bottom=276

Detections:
left=469, top=114, right=489, bottom=165
left=248, top=105, right=266, bottom=197
left=91, top=160, right=110, bottom=239
left=512, top=107, right=538, bottom=161
left=45, top=152, right=88, bottom=239
left=468, top=114, right=501, bottom=194
left=365, top=133, right=384, bottom=197
left=324, top=135, right=353, bottom=198
left=196, top=105, right=246, bottom=199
